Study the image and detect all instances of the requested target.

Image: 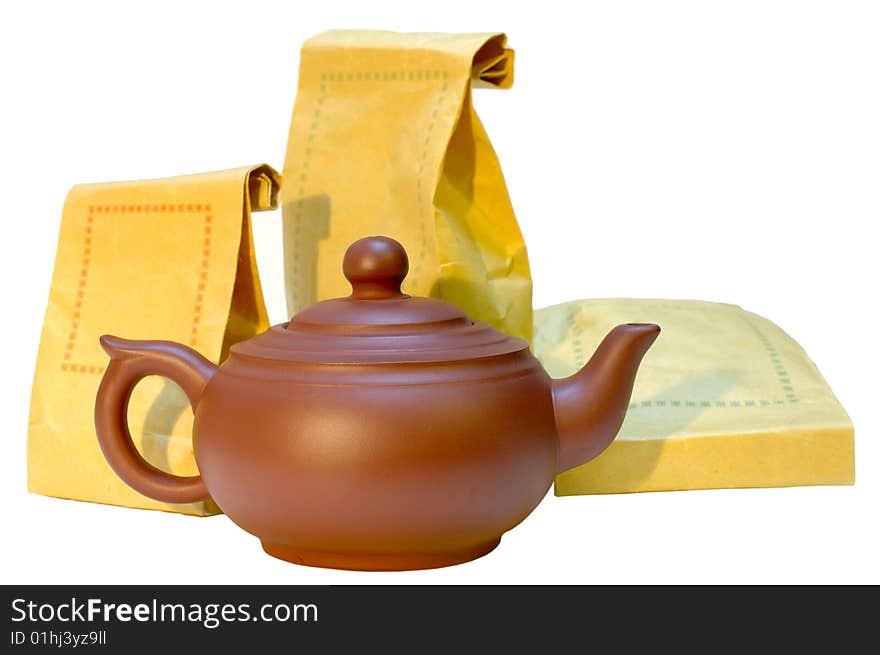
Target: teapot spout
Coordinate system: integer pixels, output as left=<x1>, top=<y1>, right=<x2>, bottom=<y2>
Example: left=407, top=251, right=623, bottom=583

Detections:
left=552, top=323, right=660, bottom=473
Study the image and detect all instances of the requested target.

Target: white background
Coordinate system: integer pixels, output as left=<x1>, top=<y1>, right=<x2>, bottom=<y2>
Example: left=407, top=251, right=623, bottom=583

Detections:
left=1, top=0, right=878, bottom=584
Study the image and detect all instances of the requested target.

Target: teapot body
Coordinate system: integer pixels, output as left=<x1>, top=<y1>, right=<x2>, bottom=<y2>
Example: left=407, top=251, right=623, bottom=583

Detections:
left=94, top=237, right=658, bottom=571
left=193, top=345, right=557, bottom=570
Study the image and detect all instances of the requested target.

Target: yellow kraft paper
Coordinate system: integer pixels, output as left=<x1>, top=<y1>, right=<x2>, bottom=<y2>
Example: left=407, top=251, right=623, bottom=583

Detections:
left=28, top=164, right=281, bottom=515
left=282, top=30, right=532, bottom=342
left=533, top=298, right=855, bottom=495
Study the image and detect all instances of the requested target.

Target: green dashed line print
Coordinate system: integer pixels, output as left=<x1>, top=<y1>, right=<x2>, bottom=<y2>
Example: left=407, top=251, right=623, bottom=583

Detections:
left=411, top=78, right=449, bottom=290
left=291, top=70, right=450, bottom=302
left=563, top=308, right=800, bottom=412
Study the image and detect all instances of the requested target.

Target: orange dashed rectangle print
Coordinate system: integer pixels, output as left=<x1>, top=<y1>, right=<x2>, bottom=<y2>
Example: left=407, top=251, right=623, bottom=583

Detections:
left=59, top=205, right=213, bottom=373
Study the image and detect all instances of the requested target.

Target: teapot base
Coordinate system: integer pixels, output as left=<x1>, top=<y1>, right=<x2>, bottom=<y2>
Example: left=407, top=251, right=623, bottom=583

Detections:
left=260, top=538, right=502, bottom=571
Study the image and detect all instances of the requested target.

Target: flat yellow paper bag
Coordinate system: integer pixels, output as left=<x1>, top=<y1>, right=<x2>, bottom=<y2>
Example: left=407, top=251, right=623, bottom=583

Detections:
left=534, top=299, right=854, bottom=495
left=28, top=164, right=281, bottom=515
left=282, top=30, right=532, bottom=341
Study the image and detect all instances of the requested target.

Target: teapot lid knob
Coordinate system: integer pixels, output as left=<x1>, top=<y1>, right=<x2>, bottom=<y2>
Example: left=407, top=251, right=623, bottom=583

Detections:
left=343, top=236, right=409, bottom=299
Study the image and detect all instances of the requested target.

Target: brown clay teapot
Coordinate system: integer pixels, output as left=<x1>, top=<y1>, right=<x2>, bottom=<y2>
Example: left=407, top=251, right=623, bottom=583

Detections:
left=95, top=236, right=659, bottom=571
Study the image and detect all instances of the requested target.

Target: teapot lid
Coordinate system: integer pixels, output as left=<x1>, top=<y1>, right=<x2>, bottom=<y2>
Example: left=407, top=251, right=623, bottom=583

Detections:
left=232, top=236, right=528, bottom=364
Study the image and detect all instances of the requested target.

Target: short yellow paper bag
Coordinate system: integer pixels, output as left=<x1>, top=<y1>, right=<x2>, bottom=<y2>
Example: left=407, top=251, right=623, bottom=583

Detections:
left=282, top=30, right=532, bottom=341
left=28, top=165, right=281, bottom=515
left=534, top=299, right=855, bottom=495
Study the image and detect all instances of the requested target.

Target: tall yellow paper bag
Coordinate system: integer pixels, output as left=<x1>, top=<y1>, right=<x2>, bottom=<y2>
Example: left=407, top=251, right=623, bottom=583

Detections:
left=28, top=165, right=281, bottom=515
left=282, top=30, right=532, bottom=341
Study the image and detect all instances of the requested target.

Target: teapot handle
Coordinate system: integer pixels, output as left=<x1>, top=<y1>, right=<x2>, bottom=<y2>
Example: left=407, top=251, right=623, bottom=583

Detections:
left=94, top=335, right=217, bottom=504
